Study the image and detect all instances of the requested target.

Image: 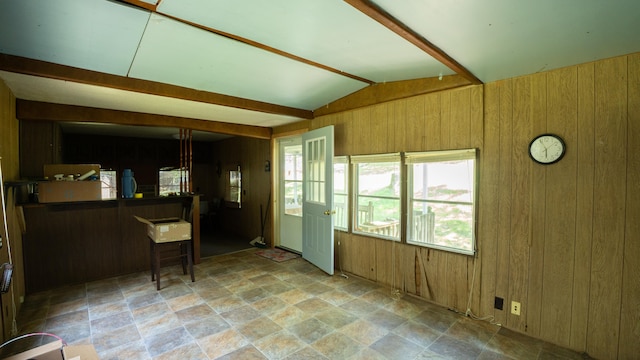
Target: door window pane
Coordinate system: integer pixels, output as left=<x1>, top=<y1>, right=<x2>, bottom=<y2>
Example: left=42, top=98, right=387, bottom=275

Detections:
left=284, top=144, right=303, bottom=216
left=305, top=136, right=326, bottom=204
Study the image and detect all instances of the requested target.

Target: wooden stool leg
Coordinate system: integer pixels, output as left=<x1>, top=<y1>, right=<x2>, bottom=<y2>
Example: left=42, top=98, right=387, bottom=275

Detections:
left=180, top=243, right=187, bottom=275
left=154, top=242, right=161, bottom=290
left=150, top=239, right=155, bottom=281
left=187, top=240, right=195, bottom=283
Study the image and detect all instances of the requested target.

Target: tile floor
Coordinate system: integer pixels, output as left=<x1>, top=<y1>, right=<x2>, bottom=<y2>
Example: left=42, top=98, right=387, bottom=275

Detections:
left=3, top=249, right=590, bottom=359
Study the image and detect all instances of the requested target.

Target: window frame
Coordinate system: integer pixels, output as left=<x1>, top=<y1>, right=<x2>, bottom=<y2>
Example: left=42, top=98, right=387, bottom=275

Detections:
left=158, top=168, right=188, bottom=196
left=100, top=169, right=117, bottom=200
left=351, top=153, right=401, bottom=241
left=405, top=148, right=478, bottom=255
left=333, top=156, right=349, bottom=232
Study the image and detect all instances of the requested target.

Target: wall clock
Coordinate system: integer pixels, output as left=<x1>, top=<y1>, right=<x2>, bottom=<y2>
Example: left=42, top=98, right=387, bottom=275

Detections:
left=528, top=134, right=566, bottom=165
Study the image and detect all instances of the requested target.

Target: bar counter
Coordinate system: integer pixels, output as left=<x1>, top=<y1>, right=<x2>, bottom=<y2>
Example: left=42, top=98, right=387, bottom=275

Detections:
left=21, top=195, right=200, bottom=294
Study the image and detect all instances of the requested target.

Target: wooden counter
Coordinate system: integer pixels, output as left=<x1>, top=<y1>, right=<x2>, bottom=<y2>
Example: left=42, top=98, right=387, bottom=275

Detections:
left=21, top=195, right=200, bottom=294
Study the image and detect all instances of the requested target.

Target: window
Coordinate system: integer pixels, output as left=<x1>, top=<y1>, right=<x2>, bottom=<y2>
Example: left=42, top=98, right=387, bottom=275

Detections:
left=228, top=168, right=242, bottom=208
left=159, top=168, right=187, bottom=196
left=334, top=156, right=349, bottom=231
left=406, top=149, right=477, bottom=255
left=351, top=153, right=401, bottom=240
left=283, top=144, right=303, bottom=216
left=100, top=169, right=117, bottom=199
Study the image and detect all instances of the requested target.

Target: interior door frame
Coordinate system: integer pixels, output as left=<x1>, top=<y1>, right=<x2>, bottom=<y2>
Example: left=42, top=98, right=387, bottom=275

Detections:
left=275, top=135, right=303, bottom=253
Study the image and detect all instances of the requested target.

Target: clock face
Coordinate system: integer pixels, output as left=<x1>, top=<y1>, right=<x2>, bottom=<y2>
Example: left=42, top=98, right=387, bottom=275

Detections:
left=529, top=134, right=565, bottom=164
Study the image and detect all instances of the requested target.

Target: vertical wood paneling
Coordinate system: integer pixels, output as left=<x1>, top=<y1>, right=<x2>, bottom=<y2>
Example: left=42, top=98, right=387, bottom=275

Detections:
left=370, top=104, right=387, bottom=154
left=321, top=53, right=637, bottom=359
left=211, top=137, right=271, bottom=243
left=424, top=94, right=441, bottom=150
left=0, top=80, right=22, bottom=342
left=507, top=75, right=533, bottom=332
left=619, top=52, right=640, bottom=359
left=327, top=113, right=342, bottom=155
left=450, top=89, right=472, bottom=148
left=526, top=72, right=548, bottom=337
left=401, top=245, right=417, bottom=294
left=468, top=86, right=484, bottom=312
left=340, top=233, right=354, bottom=274
left=445, top=255, right=467, bottom=311
left=374, top=239, right=392, bottom=285
left=540, top=67, right=578, bottom=347
left=419, top=249, right=445, bottom=304
left=420, top=248, right=447, bottom=303
left=405, top=96, right=425, bottom=152
left=345, top=235, right=376, bottom=280
left=470, top=86, right=484, bottom=148
left=390, top=101, right=406, bottom=153
left=571, top=62, right=595, bottom=351
left=495, top=80, right=513, bottom=326
left=352, top=107, right=370, bottom=155
left=440, top=92, right=452, bottom=149
left=341, top=111, right=354, bottom=156
left=0, top=85, right=19, bottom=179
left=447, top=88, right=473, bottom=311
left=587, top=56, right=627, bottom=360
left=414, top=247, right=430, bottom=299
left=478, top=83, right=500, bottom=318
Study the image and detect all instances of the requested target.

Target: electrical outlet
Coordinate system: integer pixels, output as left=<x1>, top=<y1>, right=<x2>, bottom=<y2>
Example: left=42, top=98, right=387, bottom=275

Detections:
left=511, top=301, right=521, bottom=316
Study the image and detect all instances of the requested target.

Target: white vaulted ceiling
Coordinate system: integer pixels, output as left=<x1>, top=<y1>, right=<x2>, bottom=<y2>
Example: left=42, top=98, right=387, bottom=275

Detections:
left=0, top=0, right=639, bottom=139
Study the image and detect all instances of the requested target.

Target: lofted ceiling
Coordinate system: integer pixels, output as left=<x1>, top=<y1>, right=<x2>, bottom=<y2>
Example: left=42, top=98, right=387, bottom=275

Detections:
left=0, top=0, right=639, bottom=140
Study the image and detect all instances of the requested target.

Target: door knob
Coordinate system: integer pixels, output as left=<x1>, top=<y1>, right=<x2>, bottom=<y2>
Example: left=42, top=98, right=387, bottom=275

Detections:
left=324, top=210, right=336, bottom=215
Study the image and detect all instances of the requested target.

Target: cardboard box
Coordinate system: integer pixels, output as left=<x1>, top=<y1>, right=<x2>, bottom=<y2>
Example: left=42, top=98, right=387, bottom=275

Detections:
left=44, top=164, right=101, bottom=179
left=4, top=340, right=100, bottom=360
left=38, top=181, right=102, bottom=203
left=134, top=216, right=191, bottom=243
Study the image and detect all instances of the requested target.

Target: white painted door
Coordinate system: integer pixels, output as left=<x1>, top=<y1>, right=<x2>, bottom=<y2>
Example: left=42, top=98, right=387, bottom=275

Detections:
left=278, top=137, right=302, bottom=252
left=302, top=126, right=334, bottom=275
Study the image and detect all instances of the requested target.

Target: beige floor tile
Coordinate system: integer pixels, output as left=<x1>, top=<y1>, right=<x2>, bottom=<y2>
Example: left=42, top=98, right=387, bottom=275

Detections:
left=198, top=328, right=249, bottom=359
left=9, top=248, right=587, bottom=360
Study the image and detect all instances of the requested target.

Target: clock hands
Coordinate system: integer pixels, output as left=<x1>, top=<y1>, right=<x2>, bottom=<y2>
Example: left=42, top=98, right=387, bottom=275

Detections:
left=537, top=139, right=549, bottom=160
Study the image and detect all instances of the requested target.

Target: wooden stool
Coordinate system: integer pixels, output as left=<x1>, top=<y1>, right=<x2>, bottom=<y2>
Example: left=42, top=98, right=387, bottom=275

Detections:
left=149, top=237, right=195, bottom=290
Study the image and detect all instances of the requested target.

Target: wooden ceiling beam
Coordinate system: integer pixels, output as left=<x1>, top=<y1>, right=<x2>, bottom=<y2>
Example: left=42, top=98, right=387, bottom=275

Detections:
left=314, top=74, right=473, bottom=116
left=118, top=0, right=157, bottom=12
left=16, top=100, right=272, bottom=140
left=345, top=0, right=482, bottom=85
left=0, top=53, right=313, bottom=120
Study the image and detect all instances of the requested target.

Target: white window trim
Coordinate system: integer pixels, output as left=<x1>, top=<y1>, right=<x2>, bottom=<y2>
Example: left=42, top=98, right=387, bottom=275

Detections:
left=406, top=148, right=477, bottom=255
left=351, top=153, right=401, bottom=241
left=351, top=153, right=401, bottom=164
left=334, top=156, right=349, bottom=232
left=405, top=148, right=476, bottom=163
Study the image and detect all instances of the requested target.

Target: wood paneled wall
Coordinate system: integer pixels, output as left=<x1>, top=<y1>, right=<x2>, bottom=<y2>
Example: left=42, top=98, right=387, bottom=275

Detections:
left=483, top=53, right=639, bottom=360
left=21, top=198, right=191, bottom=293
left=0, top=79, right=24, bottom=341
left=211, top=137, right=272, bottom=245
left=313, top=84, right=484, bottom=313
left=312, top=52, right=640, bottom=359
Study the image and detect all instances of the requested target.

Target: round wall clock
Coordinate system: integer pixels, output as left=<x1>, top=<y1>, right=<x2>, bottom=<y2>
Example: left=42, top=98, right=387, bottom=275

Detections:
left=528, top=134, right=566, bottom=165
